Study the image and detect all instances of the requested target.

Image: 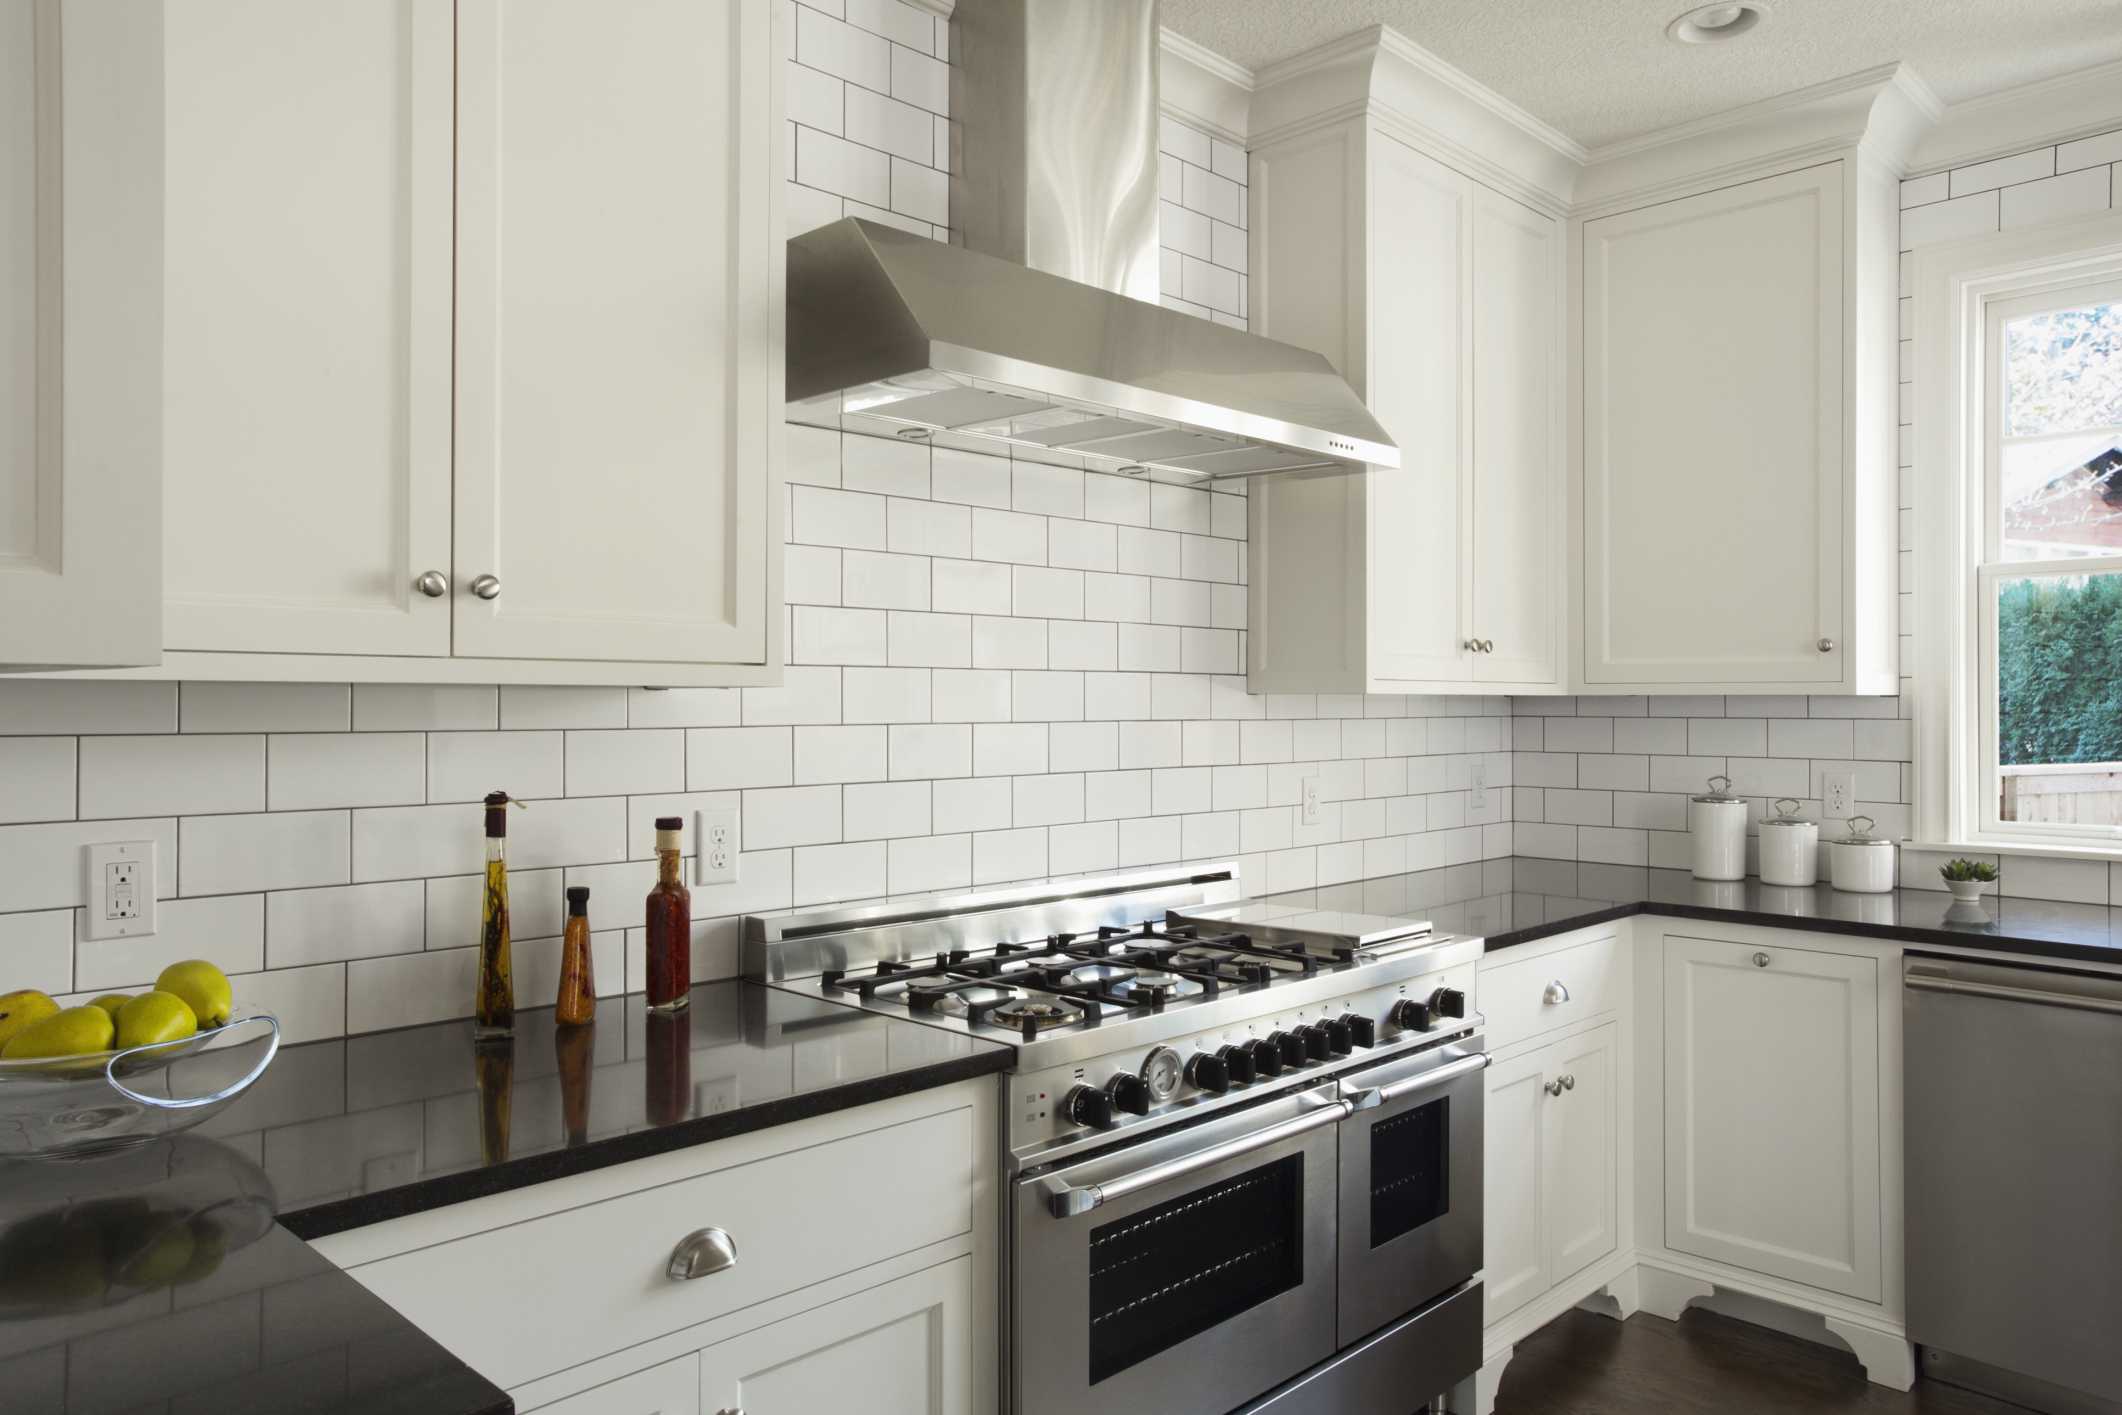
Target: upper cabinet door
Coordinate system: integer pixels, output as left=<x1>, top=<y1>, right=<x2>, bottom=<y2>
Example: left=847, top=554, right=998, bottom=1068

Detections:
left=160, top=0, right=453, bottom=657
left=453, top=0, right=779, bottom=665
left=0, top=0, right=161, bottom=668
left=1471, top=188, right=1561, bottom=686
left=1582, top=164, right=1845, bottom=686
left=1367, top=133, right=1474, bottom=685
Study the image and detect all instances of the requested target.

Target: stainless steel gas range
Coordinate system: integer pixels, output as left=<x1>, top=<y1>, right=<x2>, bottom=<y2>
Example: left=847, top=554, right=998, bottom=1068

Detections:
left=745, top=864, right=1488, bottom=1415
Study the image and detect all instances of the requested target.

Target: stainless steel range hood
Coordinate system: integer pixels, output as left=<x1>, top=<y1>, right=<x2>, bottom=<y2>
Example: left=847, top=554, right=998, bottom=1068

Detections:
left=784, top=0, right=1395, bottom=484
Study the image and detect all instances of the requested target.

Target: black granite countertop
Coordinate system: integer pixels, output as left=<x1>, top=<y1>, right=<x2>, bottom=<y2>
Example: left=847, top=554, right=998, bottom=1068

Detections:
left=0, top=981, right=1010, bottom=1414
left=1260, top=856, right=2122, bottom=966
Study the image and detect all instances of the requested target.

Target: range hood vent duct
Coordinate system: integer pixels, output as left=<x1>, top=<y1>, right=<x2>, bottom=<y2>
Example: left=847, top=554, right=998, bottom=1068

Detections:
left=784, top=0, right=1396, bottom=484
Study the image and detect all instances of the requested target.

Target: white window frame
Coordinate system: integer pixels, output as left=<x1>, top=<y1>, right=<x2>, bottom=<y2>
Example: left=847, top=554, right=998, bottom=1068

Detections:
left=1913, top=208, right=2122, bottom=855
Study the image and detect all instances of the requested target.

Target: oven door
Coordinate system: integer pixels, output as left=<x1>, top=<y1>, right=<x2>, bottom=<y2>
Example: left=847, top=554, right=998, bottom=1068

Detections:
left=1012, top=1086, right=1343, bottom=1415
left=1335, top=1035, right=1488, bottom=1346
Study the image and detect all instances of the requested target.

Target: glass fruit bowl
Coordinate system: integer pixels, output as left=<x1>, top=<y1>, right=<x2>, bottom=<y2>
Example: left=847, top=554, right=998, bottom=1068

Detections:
left=0, top=1012, right=280, bottom=1158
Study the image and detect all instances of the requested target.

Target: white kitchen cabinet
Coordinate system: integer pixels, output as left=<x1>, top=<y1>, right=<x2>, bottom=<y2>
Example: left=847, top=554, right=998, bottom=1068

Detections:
left=698, top=1259, right=972, bottom=1415
left=0, top=0, right=163, bottom=669
left=68, top=0, right=783, bottom=685
left=534, top=1354, right=699, bottom=1415
left=1577, top=159, right=1899, bottom=694
left=1247, top=44, right=1567, bottom=696
left=1662, top=932, right=1882, bottom=1300
left=1482, top=1022, right=1617, bottom=1326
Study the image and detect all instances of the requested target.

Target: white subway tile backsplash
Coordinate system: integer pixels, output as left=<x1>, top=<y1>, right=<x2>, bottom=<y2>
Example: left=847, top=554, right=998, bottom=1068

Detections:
left=428, top=867, right=564, bottom=950
left=795, top=6, right=890, bottom=90
left=0, top=818, right=178, bottom=912
left=797, top=485, right=890, bottom=550
left=1013, top=565, right=1084, bottom=619
left=181, top=683, right=348, bottom=733
left=744, top=785, right=843, bottom=849
left=2001, top=164, right=2111, bottom=229
left=268, top=733, right=425, bottom=811
left=842, top=550, right=932, bottom=610
left=567, top=729, right=685, bottom=797
left=2057, top=129, right=2122, bottom=173
left=794, top=840, right=886, bottom=906
left=627, top=687, right=741, bottom=729
left=429, top=731, right=564, bottom=804
left=1947, top=146, right=2055, bottom=196
left=182, top=810, right=349, bottom=896
left=974, top=827, right=1046, bottom=884
left=353, top=684, right=498, bottom=732
left=973, top=616, right=1047, bottom=669
left=1766, top=717, right=1854, bottom=759
left=973, top=507, right=1047, bottom=564
left=743, top=666, right=843, bottom=726
left=267, top=880, right=424, bottom=968
left=500, top=686, right=628, bottom=730
left=78, top=735, right=263, bottom=819
left=0, top=910, right=74, bottom=995
left=0, top=737, right=75, bottom=823
left=889, top=497, right=972, bottom=557
left=890, top=723, right=971, bottom=779
left=0, top=681, right=176, bottom=735
left=688, top=727, right=794, bottom=791
left=844, top=780, right=931, bottom=840
left=75, top=893, right=264, bottom=993
left=889, top=832, right=970, bottom=893
left=795, top=725, right=888, bottom=784
left=890, top=43, right=948, bottom=114
left=1900, top=189, right=1999, bottom=248
left=931, top=447, right=1012, bottom=507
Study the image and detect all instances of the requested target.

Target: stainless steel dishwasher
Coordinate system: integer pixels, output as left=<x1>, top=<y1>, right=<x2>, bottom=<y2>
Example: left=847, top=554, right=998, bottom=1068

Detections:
left=1905, top=954, right=2122, bottom=1415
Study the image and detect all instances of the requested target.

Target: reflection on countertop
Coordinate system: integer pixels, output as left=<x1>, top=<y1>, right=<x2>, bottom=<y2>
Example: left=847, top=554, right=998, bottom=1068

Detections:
left=0, top=1136, right=509, bottom=1415
left=203, top=979, right=1012, bottom=1240
left=1258, top=857, right=2122, bottom=965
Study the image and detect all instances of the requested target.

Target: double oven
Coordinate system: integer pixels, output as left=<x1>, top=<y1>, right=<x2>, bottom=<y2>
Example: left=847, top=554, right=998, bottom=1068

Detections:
left=1013, top=1032, right=1488, bottom=1415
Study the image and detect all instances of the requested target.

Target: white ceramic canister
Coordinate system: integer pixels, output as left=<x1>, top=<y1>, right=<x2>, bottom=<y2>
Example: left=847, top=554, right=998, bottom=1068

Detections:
left=1827, top=814, right=1897, bottom=893
left=1758, top=797, right=1820, bottom=887
left=1689, top=774, right=1748, bottom=881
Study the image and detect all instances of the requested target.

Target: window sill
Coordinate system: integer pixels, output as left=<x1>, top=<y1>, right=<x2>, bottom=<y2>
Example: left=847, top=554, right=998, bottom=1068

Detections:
left=1905, top=839, right=2122, bottom=865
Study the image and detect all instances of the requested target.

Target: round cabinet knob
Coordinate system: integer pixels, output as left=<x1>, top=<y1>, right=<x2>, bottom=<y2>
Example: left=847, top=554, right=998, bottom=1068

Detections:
left=1321, top=1018, right=1352, bottom=1056
left=1104, top=1072, right=1152, bottom=1117
left=414, top=570, right=448, bottom=598
left=470, top=574, right=502, bottom=600
left=1464, top=639, right=1483, bottom=653
left=1561, top=1074, right=1576, bottom=1091
left=1482, top=639, right=1495, bottom=654
left=1338, top=1013, right=1377, bottom=1049
left=1186, top=1051, right=1231, bottom=1095
left=1218, top=1043, right=1258, bottom=1085
left=1429, top=987, right=1467, bottom=1020
left=1817, top=637, right=1835, bottom=653
left=1753, top=951, right=1771, bottom=968
left=1544, top=1079, right=1566, bottom=1098
left=1063, top=1084, right=1116, bottom=1130
left=1542, top=980, right=1571, bottom=1006
left=667, top=1227, right=738, bottom=1282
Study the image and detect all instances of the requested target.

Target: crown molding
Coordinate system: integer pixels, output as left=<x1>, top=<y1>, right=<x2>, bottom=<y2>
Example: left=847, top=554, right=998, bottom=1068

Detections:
left=1160, top=27, right=1253, bottom=146
left=1250, top=25, right=1582, bottom=211
left=1909, top=56, right=2122, bottom=176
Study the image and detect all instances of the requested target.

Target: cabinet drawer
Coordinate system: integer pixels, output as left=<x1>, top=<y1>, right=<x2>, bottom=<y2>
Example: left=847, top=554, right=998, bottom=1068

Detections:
left=1480, top=935, right=1620, bottom=1049
left=344, top=1107, right=972, bottom=1390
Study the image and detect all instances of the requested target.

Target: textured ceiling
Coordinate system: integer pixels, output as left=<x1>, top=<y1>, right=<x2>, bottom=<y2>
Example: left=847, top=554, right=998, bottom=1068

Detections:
left=1161, top=0, right=2122, bottom=150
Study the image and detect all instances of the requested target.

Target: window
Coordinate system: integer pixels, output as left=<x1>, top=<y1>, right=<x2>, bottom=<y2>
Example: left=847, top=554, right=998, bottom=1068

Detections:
left=1915, top=213, right=2122, bottom=852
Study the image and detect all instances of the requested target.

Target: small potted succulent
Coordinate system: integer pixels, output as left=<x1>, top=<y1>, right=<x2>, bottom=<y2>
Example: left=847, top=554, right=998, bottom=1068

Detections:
left=1938, top=858, right=1998, bottom=902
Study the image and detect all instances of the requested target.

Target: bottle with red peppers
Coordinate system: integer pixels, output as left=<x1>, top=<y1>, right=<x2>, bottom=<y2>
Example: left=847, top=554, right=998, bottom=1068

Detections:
left=644, top=815, right=690, bottom=1011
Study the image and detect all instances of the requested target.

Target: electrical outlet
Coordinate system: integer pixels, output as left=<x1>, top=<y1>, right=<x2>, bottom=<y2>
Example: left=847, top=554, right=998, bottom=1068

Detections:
left=1300, top=776, right=1321, bottom=826
left=1468, top=762, right=1488, bottom=815
left=1821, top=766, right=1858, bottom=820
left=697, top=806, right=739, bottom=885
left=82, top=840, right=157, bottom=940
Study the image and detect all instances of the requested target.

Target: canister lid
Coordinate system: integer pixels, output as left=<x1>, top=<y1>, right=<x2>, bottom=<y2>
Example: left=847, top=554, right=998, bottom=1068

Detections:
left=1831, top=814, right=1894, bottom=847
left=1691, top=773, right=1743, bottom=804
left=1761, top=797, right=1815, bottom=829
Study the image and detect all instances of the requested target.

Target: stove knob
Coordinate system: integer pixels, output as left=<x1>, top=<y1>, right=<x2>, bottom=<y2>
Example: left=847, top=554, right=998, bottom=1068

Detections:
left=1269, top=1030, right=1307, bottom=1068
left=1338, top=1013, right=1376, bottom=1049
left=1321, top=1018, right=1352, bottom=1056
left=1248, top=1037, right=1285, bottom=1077
left=1218, top=1043, right=1257, bottom=1085
left=1390, top=998, right=1436, bottom=1033
left=1186, top=1051, right=1231, bottom=1095
left=1063, top=1085, right=1116, bottom=1131
left=1429, top=987, right=1467, bottom=1020
left=1105, top=1072, right=1152, bottom=1117
left=1297, top=1025, right=1331, bottom=1061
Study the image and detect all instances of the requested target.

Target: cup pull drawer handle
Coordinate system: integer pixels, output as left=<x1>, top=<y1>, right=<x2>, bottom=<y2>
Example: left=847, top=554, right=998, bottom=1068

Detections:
left=668, top=1227, right=737, bottom=1281
left=1542, top=980, right=1570, bottom=1005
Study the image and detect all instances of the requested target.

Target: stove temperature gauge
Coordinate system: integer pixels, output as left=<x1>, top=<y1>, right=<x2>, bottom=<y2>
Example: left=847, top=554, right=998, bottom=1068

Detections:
left=1139, top=1045, right=1184, bottom=1103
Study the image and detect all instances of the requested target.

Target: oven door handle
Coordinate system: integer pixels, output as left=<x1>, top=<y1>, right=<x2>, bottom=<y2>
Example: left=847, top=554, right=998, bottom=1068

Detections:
left=1042, top=1100, right=1353, bottom=1219
left=1341, top=1050, right=1490, bottom=1112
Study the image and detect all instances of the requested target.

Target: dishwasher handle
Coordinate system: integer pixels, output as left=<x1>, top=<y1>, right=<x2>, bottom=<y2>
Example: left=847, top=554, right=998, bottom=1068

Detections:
left=1906, top=970, right=2122, bottom=1018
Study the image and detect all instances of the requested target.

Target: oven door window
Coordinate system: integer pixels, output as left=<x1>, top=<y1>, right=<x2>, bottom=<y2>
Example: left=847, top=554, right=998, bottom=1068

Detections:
left=1087, top=1155, right=1304, bottom=1384
left=1370, top=1095, right=1449, bottom=1247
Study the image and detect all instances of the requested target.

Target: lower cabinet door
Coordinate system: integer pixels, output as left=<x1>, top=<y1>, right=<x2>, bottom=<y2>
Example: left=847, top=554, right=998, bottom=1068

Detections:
left=1663, top=934, right=1881, bottom=1300
left=699, top=1259, right=971, bottom=1415
left=535, top=1354, right=699, bottom=1415
left=1543, top=1023, right=1617, bottom=1288
left=1482, top=1048, right=1549, bottom=1325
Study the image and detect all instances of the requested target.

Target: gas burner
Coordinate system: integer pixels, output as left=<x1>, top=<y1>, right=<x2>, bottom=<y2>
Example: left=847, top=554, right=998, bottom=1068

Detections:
left=1110, top=970, right=1203, bottom=1004
left=911, top=981, right=1023, bottom=1018
left=989, top=999, right=1080, bottom=1032
left=1067, top=963, right=1138, bottom=985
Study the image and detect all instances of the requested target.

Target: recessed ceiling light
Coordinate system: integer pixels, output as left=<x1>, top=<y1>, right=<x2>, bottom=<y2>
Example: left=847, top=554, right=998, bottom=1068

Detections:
left=1666, top=2, right=1768, bottom=44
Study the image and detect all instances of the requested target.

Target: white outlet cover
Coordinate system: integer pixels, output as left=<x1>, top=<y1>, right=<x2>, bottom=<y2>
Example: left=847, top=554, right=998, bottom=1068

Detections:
left=1821, top=765, right=1859, bottom=819
left=697, top=806, right=739, bottom=885
left=1468, top=762, right=1489, bottom=814
left=1300, top=776, right=1321, bottom=826
left=82, top=839, right=157, bottom=941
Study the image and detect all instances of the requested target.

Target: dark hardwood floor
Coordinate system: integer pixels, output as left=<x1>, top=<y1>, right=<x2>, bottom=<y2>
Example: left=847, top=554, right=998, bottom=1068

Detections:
left=1490, top=1309, right=2031, bottom=1415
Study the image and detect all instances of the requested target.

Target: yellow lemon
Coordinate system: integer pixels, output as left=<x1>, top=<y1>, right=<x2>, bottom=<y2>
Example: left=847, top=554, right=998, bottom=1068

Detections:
left=0, top=990, right=58, bottom=1048
left=88, top=994, right=134, bottom=1021
left=1, top=1005, right=116, bottom=1060
left=154, top=960, right=232, bottom=1029
left=114, top=991, right=198, bottom=1050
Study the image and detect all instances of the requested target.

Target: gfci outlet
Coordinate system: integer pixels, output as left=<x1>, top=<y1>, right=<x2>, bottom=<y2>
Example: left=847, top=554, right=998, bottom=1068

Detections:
left=697, top=806, right=739, bottom=886
left=1468, top=762, right=1489, bottom=815
left=1821, top=765, right=1859, bottom=820
left=83, top=840, right=157, bottom=941
left=1300, top=776, right=1321, bottom=827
